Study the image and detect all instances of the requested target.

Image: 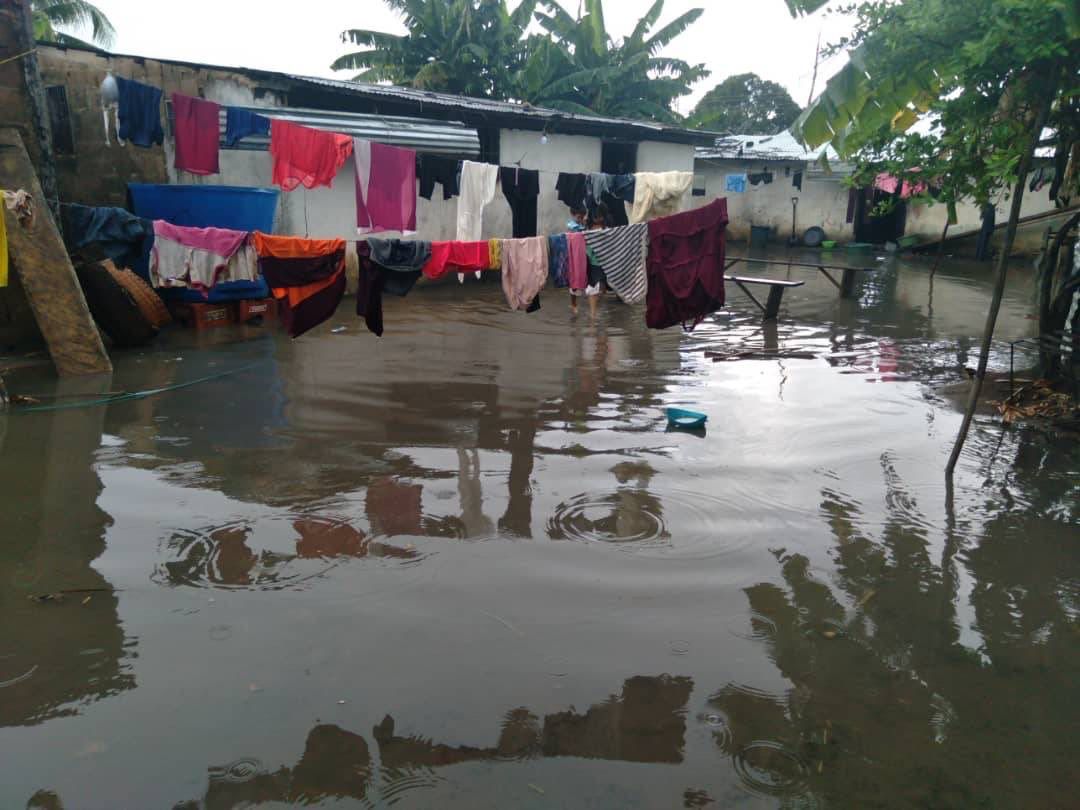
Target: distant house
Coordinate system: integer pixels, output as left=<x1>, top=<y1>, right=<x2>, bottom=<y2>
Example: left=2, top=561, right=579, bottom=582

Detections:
left=692, top=131, right=1063, bottom=252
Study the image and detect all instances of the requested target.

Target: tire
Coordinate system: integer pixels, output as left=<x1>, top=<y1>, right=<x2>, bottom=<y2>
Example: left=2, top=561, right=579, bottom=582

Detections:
left=75, top=262, right=158, bottom=348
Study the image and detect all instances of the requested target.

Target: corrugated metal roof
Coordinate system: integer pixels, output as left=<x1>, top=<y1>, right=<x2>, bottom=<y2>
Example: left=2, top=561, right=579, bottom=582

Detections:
left=215, top=104, right=480, bottom=157
left=696, top=132, right=839, bottom=162
left=285, top=73, right=712, bottom=141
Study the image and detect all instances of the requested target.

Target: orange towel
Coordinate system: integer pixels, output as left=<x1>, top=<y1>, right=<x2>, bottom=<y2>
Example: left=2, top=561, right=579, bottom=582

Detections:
left=252, top=232, right=346, bottom=259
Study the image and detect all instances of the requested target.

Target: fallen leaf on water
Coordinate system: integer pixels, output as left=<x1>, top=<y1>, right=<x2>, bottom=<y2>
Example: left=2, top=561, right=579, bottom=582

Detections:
left=856, top=589, right=876, bottom=608
left=82, top=596, right=92, bottom=605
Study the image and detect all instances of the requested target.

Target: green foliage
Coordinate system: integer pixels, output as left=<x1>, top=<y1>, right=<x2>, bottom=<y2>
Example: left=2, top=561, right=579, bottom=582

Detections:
left=32, top=0, right=116, bottom=48
left=332, top=0, right=539, bottom=98
left=690, top=73, right=802, bottom=134
left=332, top=0, right=708, bottom=123
left=790, top=0, right=1080, bottom=208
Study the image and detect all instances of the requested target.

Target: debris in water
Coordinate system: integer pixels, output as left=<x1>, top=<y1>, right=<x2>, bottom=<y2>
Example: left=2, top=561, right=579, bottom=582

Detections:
left=82, top=596, right=92, bottom=605
left=822, top=630, right=838, bottom=640
left=331, top=326, right=347, bottom=334
left=28, top=593, right=65, bottom=604
left=856, top=589, right=876, bottom=608
left=528, top=784, right=545, bottom=796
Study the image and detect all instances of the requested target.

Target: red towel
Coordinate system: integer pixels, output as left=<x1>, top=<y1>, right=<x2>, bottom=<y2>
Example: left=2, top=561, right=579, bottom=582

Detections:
left=171, top=93, right=220, bottom=176
left=646, top=198, right=729, bottom=331
left=270, top=119, right=353, bottom=191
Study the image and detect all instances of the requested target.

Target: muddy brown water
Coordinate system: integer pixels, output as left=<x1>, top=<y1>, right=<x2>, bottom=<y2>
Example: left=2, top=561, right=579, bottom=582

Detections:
left=1, top=251, right=1077, bottom=809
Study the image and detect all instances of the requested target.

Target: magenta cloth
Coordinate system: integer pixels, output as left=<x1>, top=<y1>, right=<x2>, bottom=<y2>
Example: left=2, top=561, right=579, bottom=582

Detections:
left=645, top=198, right=729, bottom=331
left=355, top=141, right=417, bottom=233
left=567, top=231, right=588, bottom=290
left=153, top=220, right=247, bottom=257
left=171, top=93, right=220, bottom=176
left=874, top=171, right=927, bottom=199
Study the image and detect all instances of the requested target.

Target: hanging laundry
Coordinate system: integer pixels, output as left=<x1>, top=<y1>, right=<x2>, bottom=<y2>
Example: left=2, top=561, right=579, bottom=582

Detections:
left=556, top=173, right=588, bottom=211
left=548, top=234, right=570, bottom=289
left=566, top=231, right=588, bottom=291
left=631, top=172, right=694, bottom=224
left=253, top=233, right=347, bottom=337
left=488, top=238, right=503, bottom=270
left=725, top=174, right=747, bottom=194
left=356, top=239, right=430, bottom=337
left=63, top=204, right=153, bottom=269
left=418, top=155, right=460, bottom=200
left=151, top=221, right=257, bottom=292
left=584, top=223, right=649, bottom=304
left=793, top=171, right=804, bottom=191
left=115, top=77, right=164, bottom=147
left=500, top=167, right=540, bottom=238
left=422, top=241, right=490, bottom=280
left=457, top=161, right=499, bottom=242
left=646, top=198, right=729, bottom=331
left=748, top=172, right=774, bottom=186
left=502, top=236, right=549, bottom=312
left=269, top=119, right=353, bottom=191
left=354, top=139, right=417, bottom=234
left=171, top=93, right=220, bottom=176
left=586, top=173, right=613, bottom=214
left=224, top=108, right=270, bottom=146
left=0, top=205, right=7, bottom=287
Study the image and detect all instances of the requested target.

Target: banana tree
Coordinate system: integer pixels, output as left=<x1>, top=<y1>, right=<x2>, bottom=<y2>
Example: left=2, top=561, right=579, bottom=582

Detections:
left=332, top=0, right=538, bottom=99
left=522, top=0, right=708, bottom=122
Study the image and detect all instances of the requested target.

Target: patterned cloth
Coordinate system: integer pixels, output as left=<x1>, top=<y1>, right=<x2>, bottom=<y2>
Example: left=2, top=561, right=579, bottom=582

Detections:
left=488, top=239, right=503, bottom=270
left=583, top=223, right=649, bottom=304
left=548, top=234, right=570, bottom=288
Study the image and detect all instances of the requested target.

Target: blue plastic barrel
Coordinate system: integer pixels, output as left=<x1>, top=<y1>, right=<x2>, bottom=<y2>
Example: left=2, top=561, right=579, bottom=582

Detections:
left=128, top=184, right=279, bottom=302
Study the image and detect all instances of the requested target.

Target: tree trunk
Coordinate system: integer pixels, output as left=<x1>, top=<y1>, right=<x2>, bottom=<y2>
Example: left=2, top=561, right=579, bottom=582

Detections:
left=945, top=92, right=1054, bottom=479
left=1037, top=211, right=1080, bottom=374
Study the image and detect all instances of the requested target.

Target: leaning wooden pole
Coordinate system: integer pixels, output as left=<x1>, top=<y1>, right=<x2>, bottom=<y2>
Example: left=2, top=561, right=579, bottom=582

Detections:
left=10, top=0, right=62, bottom=227
left=945, top=92, right=1053, bottom=479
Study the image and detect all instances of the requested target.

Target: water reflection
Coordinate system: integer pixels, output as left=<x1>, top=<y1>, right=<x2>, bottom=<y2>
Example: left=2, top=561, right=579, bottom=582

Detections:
left=716, top=449, right=1080, bottom=808
left=156, top=516, right=418, bottom=590
left=181, top=675, right=692, bottom=808
left=0, top=381, right=134, bottom=728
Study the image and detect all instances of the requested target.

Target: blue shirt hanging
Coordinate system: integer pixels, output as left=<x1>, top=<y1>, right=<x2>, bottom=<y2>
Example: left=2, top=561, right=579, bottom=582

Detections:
left=225, top=108, right=271, bottom=146
left=725, top=173, right=747, bottom=193
left=115, top=77, right=164, bottom=147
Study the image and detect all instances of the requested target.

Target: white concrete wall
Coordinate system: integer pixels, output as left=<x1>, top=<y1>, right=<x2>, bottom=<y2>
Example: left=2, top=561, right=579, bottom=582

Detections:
left=495, top=129, right=601, bottom=237
left=693, top=159, right=853, bottom=243
left=162, top=78, right=697, bottom=242
left=637, top=141, right=695, bottom=173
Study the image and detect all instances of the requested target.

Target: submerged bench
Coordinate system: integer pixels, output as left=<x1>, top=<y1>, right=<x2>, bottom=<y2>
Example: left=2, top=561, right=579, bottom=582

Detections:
left=726, top=257, right=881, bottom=299
left=726, top=275, right=806, bottom=321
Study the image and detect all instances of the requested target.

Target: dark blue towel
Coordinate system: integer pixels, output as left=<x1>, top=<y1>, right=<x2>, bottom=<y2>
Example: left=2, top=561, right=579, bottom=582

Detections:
left=224, top=108, right=270, bottom=146
left=115, top=77, right=164, bottom=147
left=64, top=204, right=154, bottom=271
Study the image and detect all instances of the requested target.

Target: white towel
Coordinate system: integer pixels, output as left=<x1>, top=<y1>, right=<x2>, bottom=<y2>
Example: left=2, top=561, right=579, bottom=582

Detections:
left=631, top=171, right=694, bottom=224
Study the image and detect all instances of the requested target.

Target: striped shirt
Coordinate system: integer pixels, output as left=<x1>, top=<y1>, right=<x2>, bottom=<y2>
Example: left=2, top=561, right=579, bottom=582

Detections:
left=584, top=223, right=649, bottom=304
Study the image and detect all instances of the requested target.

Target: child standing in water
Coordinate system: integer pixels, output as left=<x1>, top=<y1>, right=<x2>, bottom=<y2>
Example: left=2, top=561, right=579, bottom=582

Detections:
left=570, top=204, right=608, bottom=318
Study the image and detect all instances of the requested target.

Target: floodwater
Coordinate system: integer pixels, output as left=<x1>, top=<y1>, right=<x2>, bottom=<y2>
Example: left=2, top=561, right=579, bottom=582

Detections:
left=1, top=250, right=1077, bottom=809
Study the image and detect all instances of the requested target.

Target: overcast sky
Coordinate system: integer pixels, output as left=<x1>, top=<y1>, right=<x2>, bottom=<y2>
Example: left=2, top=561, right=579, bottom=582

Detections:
left=78, top=0, right=851, bottom=113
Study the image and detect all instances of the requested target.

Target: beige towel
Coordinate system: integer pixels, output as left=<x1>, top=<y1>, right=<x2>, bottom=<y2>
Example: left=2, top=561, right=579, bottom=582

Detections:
left=631, top=171, right=694, bottom=223
left=501, top=236, right=549, bottom=311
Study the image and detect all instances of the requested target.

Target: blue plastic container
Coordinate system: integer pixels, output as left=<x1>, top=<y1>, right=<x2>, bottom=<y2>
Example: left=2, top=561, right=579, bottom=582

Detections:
left=667, top=408, right=708, bottom=430
left=128, top=184, right=279, bottom=302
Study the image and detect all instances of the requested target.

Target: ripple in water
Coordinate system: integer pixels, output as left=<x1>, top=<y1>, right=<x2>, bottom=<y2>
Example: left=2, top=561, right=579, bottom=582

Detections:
left=154, top=515, right=421, bottom=591
left=732, top=740, right=810, bottom=799
left=209, top=757, right=262, bottom=784
left=546, top=487, right=756, bottom=559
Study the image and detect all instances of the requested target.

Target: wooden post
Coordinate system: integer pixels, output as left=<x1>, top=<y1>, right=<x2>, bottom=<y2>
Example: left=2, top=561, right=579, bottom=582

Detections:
left=945, top=91, right=1053, bottom=479
left=0, top=128, right=112, bottom=376
left=8, top=0, right=62, bottom=228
